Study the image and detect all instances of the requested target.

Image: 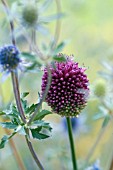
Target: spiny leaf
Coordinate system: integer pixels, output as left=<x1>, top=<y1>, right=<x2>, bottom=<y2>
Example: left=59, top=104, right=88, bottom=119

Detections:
left=34, top=110, right=52, bottom=120
left=0, top=135, right=8, bottom=149
left=0, top=111, right=6, bottom=116
left=0, top=122, right=18, bottom=129
left=53, top=54, right=66, bottom=62
left=21, top=92, right=29, bottom=98
left=53, top=42, right=66, bottom=54
left=31, top=128, right=50, bottom=140
left=21, top=52, right=36, bottom=61
left=26, top=104, right=38, bottom=115
left=102, top=115, right=111, bottom=128
left=39, top=13, right=64, bottom=23
left=0, top=132, right=17, bottom=149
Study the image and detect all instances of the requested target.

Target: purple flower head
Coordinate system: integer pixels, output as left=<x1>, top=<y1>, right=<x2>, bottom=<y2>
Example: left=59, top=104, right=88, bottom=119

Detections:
left=41, top=54, right=90, bottom=117
left=0, top=45, right=21, bottom=72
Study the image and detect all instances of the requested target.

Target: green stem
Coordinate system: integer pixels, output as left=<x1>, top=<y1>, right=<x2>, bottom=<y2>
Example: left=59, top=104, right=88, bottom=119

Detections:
left=11, top=71, right=45, bottom=170
left=11, top=71, right=26, bottom=124
left=25, top=129, right=44, bottom=170
left=28, top=66, right=51, bottom=125
left=66, top=117, right=78, bottom=170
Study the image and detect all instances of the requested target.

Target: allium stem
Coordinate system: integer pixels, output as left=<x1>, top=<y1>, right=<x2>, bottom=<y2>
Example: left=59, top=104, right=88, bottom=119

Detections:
left=66, top=117, right=78, bottom=170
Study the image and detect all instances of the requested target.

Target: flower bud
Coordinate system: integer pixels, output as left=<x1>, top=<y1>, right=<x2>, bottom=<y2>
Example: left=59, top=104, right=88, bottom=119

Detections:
left=94, top=80, right=106, bottom=98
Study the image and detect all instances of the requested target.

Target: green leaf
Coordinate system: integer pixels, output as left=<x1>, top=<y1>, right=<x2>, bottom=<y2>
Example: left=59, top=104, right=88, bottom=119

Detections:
left=0, top=111, right=6, bottom=116
left=21, top=52, right=36, bottom=61
left=0, top=135, right=8, bottom=149
left=93, top=112, right=105, bottom=120
left=11, top=105, right=19, bottom=116
left=31, top=120, right=52, bottom=132
left=53, top=55, right=66, bottom=62
left=34, top=110, right=52, bottom=120
left=26, top=104, right=38, bottom=115
left=21, top=99, right=27, bottom=110
left=0, top=132, right=17, bottom=149
left=39, top=0, right=53, bottom=13
left=0, top=122, right=18, bottom=129
left=53, top=42, right=66, bottom=54
left=39, top=13, right=64, bottom=23
left=102, top=115, right=110, bottom=128
left=21, top=53, right=42, bottom=67
left=21, top=92, right=29, bottom=98
left=31, top=128, right=50, bottom=140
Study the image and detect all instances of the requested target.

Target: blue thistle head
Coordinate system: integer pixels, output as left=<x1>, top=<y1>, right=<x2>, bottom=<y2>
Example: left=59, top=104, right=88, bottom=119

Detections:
left=0, top=45, right=20, bottom=72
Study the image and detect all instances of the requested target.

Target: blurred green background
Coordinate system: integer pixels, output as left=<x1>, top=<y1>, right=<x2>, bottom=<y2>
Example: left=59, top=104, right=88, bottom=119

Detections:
left=0, top=0, right=113, bottom=170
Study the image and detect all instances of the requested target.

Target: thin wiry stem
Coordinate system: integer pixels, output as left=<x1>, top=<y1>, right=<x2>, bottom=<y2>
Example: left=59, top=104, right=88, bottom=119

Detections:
left=11, top=71, right=26, bottom=124
left=28, top=66, right=51, bottom=125
left=25, top=129, right=45, bottom=170
left=0, top=85, right=26, bottom=170
left=1, top=0, right=16, bottom=45
left=11, top=72, right=45, bottom=170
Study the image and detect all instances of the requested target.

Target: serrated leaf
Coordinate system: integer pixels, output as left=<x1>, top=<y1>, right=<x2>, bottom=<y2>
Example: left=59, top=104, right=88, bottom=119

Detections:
left=39, top=13, right=64, bottom=23
left=21, top=99, right=27, bottom=110
left=53, top=55, right=66, bottom=62
left=31, top=120, right=52, bottom=132
left=36, top=25, right=49, bottom=35
left=21, top=92, right=29, bottom=98
left=26, top=104, right=38, bottom=115
left=11, top=105, right=19, bottom=116
left=39, top=0, right=53, bottom=13
left=34, top=110, right=52, bottom=120
left=102, top=115, right=110, bottom=128
left=0, top=135, right=8, bottom=149
left=53, top=42, right=66, bottom=54
left=0, top=132, right=17, bottom=149
left=0, top=111, right=6, bottom=116
left=0, top=122, right=18, bottom=129
left=21, top=52, right=36, bottom=61
left=93, top=112, right=106, bottom=120
left=31, top=128, right=50, bottom=140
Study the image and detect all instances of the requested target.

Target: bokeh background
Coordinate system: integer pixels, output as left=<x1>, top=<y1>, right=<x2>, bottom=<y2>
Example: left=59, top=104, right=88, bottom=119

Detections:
left=0, top=0, right=113, bottom=169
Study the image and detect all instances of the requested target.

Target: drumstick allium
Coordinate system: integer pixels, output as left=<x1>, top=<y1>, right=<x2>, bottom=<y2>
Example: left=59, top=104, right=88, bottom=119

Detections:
left=41, top=54, right=89, bottom=117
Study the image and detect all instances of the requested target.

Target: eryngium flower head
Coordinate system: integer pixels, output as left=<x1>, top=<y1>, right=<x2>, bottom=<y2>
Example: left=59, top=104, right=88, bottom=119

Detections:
left=41, top=54, right=89, bottom=117
left=22, top=4, right=38, bottom=27
left=0, top=45, right=20, bottom=72
left=94, top=80, right=106, bottom=98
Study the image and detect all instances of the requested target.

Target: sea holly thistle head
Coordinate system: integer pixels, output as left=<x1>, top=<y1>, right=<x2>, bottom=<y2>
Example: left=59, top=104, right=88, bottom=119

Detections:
left=94, top=80, right=106, bottom=98
left=0, top=45, right=21, bottom=72
left=41, top=54, right=90, bottom=117
left=21, top=4, right=38, bottom=27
